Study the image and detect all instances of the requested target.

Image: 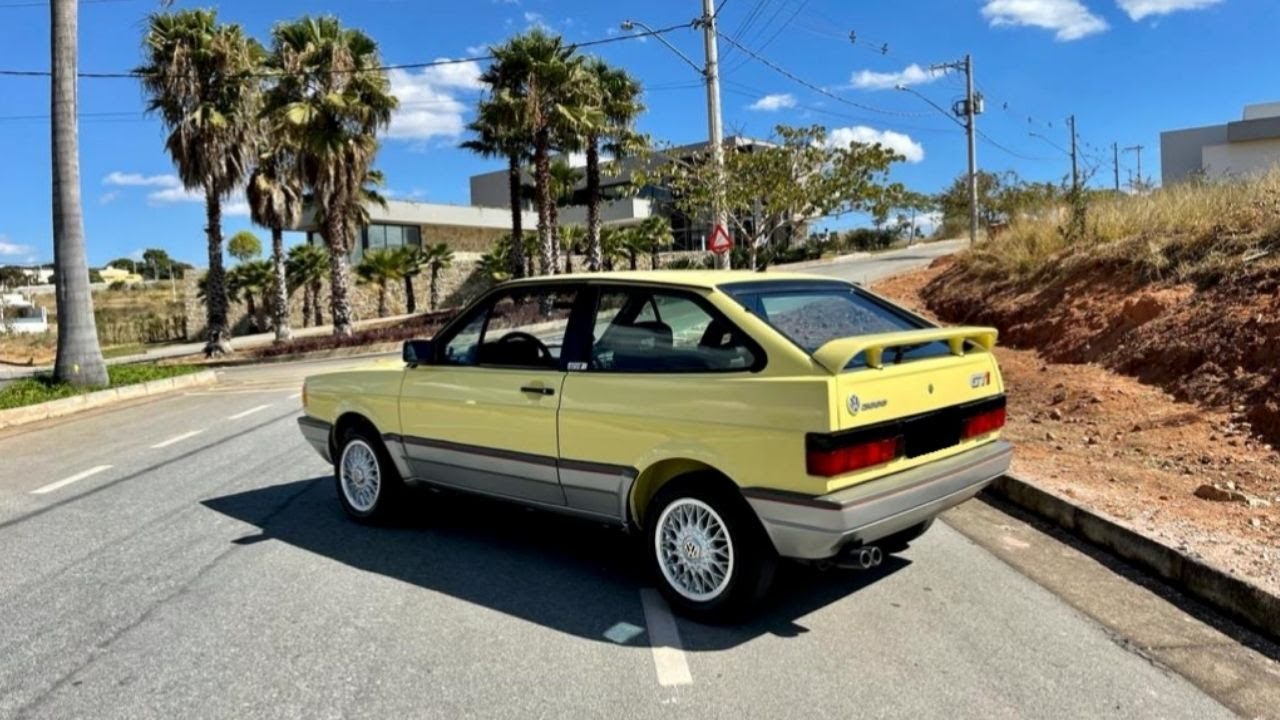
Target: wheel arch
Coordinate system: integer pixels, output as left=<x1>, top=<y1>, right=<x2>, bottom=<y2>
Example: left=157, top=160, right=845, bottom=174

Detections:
left=629, top=458, right=742, bottom=527
left=329, top=411, right=382, bottom=461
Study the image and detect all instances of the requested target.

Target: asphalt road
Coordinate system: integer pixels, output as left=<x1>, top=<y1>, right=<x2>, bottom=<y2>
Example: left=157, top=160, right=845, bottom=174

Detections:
left=1, top=249, right=1274, bottom=719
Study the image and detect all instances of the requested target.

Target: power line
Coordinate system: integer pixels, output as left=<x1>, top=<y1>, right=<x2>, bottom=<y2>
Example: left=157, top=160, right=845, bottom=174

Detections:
left=0, top=21, right=692, bottom=79
left=714, top=31, right=931, bottom=118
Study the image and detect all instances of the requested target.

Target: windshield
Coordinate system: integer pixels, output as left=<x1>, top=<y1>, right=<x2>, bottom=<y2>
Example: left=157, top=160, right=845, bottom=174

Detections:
left=725, top=281, right=952, bottom=367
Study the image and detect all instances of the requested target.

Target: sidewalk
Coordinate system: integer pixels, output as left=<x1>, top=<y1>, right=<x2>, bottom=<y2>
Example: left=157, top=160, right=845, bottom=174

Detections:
left=0, top=313, right=417, bottom=381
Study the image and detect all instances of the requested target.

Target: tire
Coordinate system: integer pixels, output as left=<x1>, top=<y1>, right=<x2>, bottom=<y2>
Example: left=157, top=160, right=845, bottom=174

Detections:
left=879, top=518, right=935, bottom=553
left=334, top=424, right=405, bottom=524
left=646, top=477, right=777, bottom=622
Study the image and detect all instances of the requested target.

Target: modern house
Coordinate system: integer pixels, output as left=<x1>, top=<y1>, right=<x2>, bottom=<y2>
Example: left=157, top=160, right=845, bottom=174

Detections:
left=0, top=292, right=48, bottom=334
left=299, top=135, right=789, bottom=259
left=1161, top=101, right=1280, bottom=185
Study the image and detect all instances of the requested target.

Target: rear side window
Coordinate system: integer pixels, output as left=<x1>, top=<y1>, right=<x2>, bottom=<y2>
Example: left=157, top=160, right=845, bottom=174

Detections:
left=589, top=288, right=759, bottom=373
left=731, top=285, right=950, bottom=368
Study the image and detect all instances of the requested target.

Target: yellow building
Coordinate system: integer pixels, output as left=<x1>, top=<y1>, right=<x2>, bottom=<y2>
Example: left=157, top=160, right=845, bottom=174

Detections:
left=99, top=265, right=144, bottom=285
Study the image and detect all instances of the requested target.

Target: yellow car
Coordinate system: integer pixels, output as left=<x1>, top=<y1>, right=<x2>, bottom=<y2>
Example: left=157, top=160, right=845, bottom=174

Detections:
left=298, top=270, right=1011, bottom=619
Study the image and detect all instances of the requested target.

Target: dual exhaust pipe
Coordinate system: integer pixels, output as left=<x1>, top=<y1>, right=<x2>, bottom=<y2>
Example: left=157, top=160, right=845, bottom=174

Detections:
left=815, top=545, right=883, bottom=571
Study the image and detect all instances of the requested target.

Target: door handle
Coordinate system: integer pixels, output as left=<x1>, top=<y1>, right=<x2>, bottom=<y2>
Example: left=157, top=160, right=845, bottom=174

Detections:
left=520, top=385, right=555, bottom=396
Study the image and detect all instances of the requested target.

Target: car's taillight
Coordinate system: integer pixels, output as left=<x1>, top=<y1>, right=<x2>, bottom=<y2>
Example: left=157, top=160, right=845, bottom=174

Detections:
left=963, top=406, right=1006, bottom=439
left=806, top=436, right=902, bottom=477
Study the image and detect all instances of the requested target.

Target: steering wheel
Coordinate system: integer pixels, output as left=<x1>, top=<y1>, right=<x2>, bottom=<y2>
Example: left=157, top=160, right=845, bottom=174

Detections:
left=495, top=331, right=553, bottom=365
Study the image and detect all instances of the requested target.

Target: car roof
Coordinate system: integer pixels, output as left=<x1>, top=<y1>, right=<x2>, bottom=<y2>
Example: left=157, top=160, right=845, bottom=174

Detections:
left=503, top=269, right=850, bottom=290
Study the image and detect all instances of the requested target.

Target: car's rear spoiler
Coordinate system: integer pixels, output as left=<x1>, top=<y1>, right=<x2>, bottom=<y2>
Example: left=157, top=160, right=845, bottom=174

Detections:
left=811, top=326, right=999, bottom=374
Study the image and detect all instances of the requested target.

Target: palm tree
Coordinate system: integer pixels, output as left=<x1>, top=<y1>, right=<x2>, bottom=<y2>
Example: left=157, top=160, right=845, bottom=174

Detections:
left=582, top=59, right=644, bottom=272
left=599, top=226, right=625, bottom=271
left=547, top=157, right=582, bottom=273
left=356, top=248, right=405, bottom=318
left=462, top=94, right=529, bottom=278
left=246, top=144, right=303, bottom=342
left=397, top=245, right=423, bottom=314
left=287, top=243, right=328, bottom=328
left=635, top=215, right=674, bottom=269
left=264, top=16, right=397, bottom=336
left=139, top=9, right=263, bottom=354
left=559, top=224, right=585, bottom=274
left=420, top=242, right=455, bottom=310
left=486, top=30, right=588, bottom=276
left=50, top=0, right=108, bottom=386
left=226, top=260, right=274, bottom=332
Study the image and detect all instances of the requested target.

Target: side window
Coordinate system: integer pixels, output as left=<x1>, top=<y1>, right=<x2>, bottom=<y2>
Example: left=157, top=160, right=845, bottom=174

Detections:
left=439, top=287, right=577, bottom=370
left=590, top=288, right=758, bottom=372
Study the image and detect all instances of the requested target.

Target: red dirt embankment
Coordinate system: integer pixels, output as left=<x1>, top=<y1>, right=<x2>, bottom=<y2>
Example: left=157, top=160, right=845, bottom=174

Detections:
left=871, top=260, right=1279, bottom=595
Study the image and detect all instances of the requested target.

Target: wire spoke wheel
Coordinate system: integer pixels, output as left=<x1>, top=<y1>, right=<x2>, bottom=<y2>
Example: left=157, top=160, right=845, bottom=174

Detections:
left=340, top=439, right=382, bottom=513
left=655, top=498, right=735, bottom=602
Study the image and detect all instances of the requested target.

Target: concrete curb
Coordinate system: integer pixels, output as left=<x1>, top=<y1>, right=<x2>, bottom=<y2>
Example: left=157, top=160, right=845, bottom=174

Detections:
left=196, top=343, right=402, bottom=368
left=984, top=473, right=1280, bottom=643
left=0, top=370, right=217, bottom=430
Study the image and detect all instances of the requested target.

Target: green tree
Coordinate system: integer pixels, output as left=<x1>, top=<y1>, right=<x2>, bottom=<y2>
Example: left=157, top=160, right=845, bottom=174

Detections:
left=228, top=230, right=263, bottom=263
left=420, top=242, right=454, bottom=311
left=247, top=143, right=303, bottom=342
left=265, top=16, right=396, bottom=336
left=634, top=215, right=674, bottom=269
left=226, top=259, right=273, bottom=332
left=462, top=92, right=529, bottom=279
left=558, top=224, right=585, bottom=274
left=139, top=9, right=263, bottom=354
left=397, top=245, right=424, bottom=314
left=287, top=243, right=328, bottom=328
left=582, top=58, right=644, bottom=271
left=644, top=125, right=904, bottom=270
left=486, top=30, right=588, bottom=276
left=50, top=0, right=108, bottom=386
left=356, top=248, right=406, bottom=318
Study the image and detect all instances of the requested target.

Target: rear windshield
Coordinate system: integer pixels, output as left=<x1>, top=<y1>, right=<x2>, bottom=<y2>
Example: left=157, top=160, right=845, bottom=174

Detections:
left=725, top=282, right=952, bottom=368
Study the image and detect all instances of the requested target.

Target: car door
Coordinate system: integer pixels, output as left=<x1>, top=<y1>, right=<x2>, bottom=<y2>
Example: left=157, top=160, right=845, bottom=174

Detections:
left=398, top=284, right=580, bottom=507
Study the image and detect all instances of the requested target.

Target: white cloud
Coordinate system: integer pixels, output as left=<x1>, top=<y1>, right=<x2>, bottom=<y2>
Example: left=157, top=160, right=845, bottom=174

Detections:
left=421, top=59, right=484, bottom=90
left=523, top=11, right=542, bottom=23
left=851, top=63, right=945, bottom=91
left=103, top=171, right=177, bottom=187
left=981, top=0, right=1109, bottom=40
left=0, top=236, right=34, bottom=257
left=749, top=93, right=797, bottom=111
left=827, top=126, right=925, bottom=163
left=385, top=68, right=471, bottom=142
left=1116, top=0, right=1223, bottom=20
left=99, top=191, right=120, bottom=205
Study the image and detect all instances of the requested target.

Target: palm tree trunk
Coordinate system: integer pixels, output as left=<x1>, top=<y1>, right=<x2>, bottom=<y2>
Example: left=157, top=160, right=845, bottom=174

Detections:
left=310, top=280, right=323, bottom=327
left=324, top=214, right=354, bottom=336
left=245, top=294, right=257, bottom=330
left=203, top=184, right=232, bottom=353
left=533, top=129, right=554, bottom=276
left=429, top=266, right=440, bottom=311
left=377, top=281, right=388, bottom=318
left=585, top=137, right=603, bottom=272
left=507, top=154, right=525, bottom=279
left=629, top=250, right=638, bottom=271
left=404, top=275, right=416, bottom=314
left=301, top=285, right=312, bottom=328
left=271, top=226, right=291, bottom=342
left=549, top=201, right=561, bottom=274
left=565, top=250, right=573, bottom=274
left=651, top=247, right=660, bottom=270
left=49, top=0, right=107, bottom=387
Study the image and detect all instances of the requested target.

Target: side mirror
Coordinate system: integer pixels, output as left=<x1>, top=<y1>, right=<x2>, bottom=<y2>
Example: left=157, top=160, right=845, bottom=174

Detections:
left=402, top=339, right=434, bottom=366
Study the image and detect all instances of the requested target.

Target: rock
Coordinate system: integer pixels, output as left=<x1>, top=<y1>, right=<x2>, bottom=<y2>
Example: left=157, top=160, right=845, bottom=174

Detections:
left=1246, top=497, right=1272, bottom=509
left=1199, top=454, right=1213, bottom=465
left=1131, top=423, right=1143, bottom=432
left=1194, top=484, right=1248, bottom=503
left=1044, top=431, right=1055, bottom=441
left=1250, top=518, right=1263, bottom=528
left=1089, top=395, right=1102, bottom=404
left=1048, top=408, right=1063, bottom=421
left=1051, top=390, right=1067, bottom=404
left=1030, top=415, right=1042, bottom=424
left=1224, top=480, right=1236, bottom=491
left=1086, top=436, right=1098, bottom=446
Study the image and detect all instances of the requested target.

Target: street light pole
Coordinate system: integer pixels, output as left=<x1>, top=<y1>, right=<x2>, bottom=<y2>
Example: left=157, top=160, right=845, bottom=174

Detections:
left=698, top=0, right=730, bottom=269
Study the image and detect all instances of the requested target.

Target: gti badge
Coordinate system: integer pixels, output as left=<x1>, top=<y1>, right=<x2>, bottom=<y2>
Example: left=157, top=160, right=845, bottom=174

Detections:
left=970, top=371, right=991, bottom=389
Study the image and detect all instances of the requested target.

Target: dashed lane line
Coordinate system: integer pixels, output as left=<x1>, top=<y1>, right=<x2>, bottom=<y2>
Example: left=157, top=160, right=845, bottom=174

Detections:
left=30, top=465, right=113, bottom=495
left=639, top=588, right=693, bottom=687
left=150, top=430, right=204, bottom=449
left=227, top=404, right=272, bottom=420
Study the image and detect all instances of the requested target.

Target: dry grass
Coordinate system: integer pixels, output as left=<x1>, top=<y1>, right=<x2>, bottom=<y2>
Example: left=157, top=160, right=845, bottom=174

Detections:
left=961, top=170, right=1280, bottom=284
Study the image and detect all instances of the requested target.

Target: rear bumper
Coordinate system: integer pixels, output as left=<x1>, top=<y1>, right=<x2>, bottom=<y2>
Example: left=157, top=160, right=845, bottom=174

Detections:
left=743, top=440, right=1013, bottom=559
left=297, top=416, right=333, bottom=464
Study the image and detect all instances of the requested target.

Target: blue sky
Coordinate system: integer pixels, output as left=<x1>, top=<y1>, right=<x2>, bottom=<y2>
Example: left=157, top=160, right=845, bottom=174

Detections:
left=0, top=0, right=1274, bottom=267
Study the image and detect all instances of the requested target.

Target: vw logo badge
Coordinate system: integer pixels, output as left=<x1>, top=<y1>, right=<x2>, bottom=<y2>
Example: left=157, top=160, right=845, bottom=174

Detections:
left=847, top=394, right=861, bottom=414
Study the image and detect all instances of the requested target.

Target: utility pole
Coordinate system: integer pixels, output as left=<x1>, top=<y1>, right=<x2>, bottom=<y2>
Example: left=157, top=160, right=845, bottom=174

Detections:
left=698, top=0, right=730, bottom=269
left=1124, top=145, right=1145, bottom=191
left=930, top=54, right=981, bottom=245
left=1112, top=142, right=1120, bottom=192
left=1067, top=114, right=1079, bottom=193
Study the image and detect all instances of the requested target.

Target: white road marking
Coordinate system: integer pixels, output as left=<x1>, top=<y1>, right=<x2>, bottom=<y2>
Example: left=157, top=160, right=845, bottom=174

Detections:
left=227, top=404, right=272, bottom=420
left=150, top=430, right=204, bottom=449
left=31, top=465, right=113, bottom=495
left=639, top=589, right=693, bottom=687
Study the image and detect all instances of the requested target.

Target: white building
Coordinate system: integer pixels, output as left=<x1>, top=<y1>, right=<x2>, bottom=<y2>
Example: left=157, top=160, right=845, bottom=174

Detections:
left=0, top=292, right=49, bottom=334
left=1161, top=102, right=1280, bottom=184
